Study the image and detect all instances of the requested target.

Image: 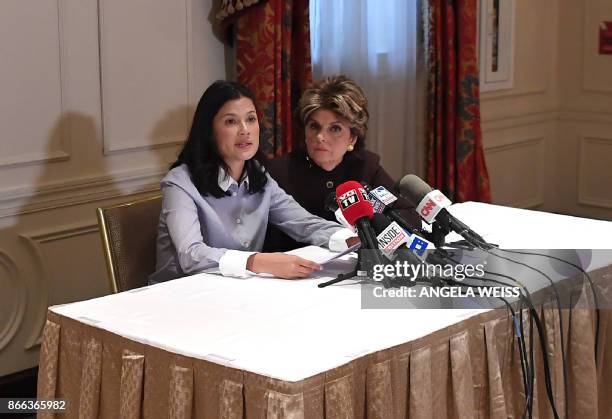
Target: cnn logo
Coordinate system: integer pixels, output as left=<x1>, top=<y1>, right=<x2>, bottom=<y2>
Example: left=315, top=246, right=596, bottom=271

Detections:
left=420, top=199, right=438, bottom=217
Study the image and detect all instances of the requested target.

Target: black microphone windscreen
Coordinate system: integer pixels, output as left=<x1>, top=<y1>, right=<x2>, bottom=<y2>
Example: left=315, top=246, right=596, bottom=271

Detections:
left=398, top=174, right=433, bottom=206
left=370, top=213, right=391, bottom=233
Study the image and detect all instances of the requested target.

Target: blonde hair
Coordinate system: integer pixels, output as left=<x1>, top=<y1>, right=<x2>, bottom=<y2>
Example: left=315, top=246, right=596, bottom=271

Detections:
left=297, top=75, right=369, bottom=148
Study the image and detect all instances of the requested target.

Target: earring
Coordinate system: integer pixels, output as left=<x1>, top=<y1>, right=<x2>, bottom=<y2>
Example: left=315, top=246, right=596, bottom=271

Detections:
left=305, top=154, right=312, bottom=168
left=347, top=144, right=354, bottom=152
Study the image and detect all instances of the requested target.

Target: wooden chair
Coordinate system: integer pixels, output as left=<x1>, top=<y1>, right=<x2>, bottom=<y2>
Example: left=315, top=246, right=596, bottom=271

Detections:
left=96, top=194, right=162, bottom=293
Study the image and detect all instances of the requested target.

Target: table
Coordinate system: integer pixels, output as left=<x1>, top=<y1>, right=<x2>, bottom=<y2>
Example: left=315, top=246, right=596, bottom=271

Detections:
left=37, top=203, right=612, bottom=418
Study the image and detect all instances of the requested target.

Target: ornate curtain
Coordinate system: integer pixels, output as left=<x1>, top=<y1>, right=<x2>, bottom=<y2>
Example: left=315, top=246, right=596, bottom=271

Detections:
left=425, top=0, right=491, bottom=202
left=217, top=0, right=313, bottom=158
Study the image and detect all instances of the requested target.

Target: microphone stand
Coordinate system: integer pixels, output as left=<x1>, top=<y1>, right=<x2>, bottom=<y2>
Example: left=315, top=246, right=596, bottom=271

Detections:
left=420, top=222, right=448, bottom=248
left=317, top=247, right=362, bottom=288
left=420, top=221, right=498, bottom=251
left=318, top=246, right=391, bottom=288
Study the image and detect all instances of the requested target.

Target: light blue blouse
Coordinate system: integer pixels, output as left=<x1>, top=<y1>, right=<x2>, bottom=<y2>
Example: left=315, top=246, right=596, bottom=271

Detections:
left=149, top=164, right=352, bottom=284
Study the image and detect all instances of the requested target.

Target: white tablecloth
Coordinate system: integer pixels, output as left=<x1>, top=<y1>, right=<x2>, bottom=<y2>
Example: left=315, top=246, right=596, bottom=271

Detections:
left=50, top=203, right=612, bottom=382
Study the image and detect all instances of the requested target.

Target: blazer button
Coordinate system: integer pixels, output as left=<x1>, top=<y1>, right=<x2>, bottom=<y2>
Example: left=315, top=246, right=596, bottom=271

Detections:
left=236, top=218, right=242, bottom=224
left=326, top=181, right=334, bottom=189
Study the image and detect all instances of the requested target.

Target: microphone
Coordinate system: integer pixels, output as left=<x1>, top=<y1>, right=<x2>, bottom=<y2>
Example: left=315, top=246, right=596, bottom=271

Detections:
left=360, top=183, right=387, bottom=214
left=370, top=213, right=449, bottom=287
left=324, top=191, right=339, bottom=213
left=361, top=182, right=421, bottom=234
left=335, top=181, right=388, bottom=281
left=335, top=181, right=378, bottom=251
left=397, top=174, right=490, bottom=249
left=370, top=213, right=428, bottom=265
left=323, top=191, right=352, bottom=229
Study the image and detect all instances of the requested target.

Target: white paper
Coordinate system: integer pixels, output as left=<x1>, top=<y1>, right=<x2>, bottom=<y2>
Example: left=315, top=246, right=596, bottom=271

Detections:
left=285, top=244, right=359, bottom=265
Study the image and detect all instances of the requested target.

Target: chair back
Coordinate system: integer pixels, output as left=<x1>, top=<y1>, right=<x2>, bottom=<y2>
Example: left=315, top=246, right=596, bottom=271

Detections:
left=96, top=195, right=162, bottom=293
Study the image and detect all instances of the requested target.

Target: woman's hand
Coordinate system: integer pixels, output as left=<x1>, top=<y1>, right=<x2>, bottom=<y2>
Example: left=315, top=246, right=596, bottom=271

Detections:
left=246, top=253, right=322, bottom=279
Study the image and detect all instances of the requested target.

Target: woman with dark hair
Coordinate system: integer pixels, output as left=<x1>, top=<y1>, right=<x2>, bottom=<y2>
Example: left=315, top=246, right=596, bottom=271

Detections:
left=149, top=81, right=355, bottom=284
left=265, top=75, right=420, bottom=251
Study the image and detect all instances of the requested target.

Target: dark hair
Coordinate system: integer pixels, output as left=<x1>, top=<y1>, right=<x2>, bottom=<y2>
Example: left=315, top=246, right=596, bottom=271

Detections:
left=171, top=80, right=267, bottom=198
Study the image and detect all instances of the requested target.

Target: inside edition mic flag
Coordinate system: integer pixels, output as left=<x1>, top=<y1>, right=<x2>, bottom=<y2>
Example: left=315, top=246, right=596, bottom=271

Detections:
left=370, top=213, right=430, bottom=261
left=370, top=213, right=427, bottom=265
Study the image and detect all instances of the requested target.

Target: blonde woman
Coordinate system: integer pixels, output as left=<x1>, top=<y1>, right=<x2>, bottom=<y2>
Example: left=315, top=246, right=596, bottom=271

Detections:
left=265, top=75, right=419, bottom=251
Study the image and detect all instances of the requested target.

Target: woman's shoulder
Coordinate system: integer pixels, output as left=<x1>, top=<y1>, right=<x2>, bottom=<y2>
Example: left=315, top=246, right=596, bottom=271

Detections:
left=265, top=151, right=307, bottom=180
left=266, top=150, right=304, bottom=169
left=344, top=149, right=382, bottom=173
left=161, top=164, right=194, bottom=189
left=356, top=149, right=382, bottom=165
left=344, top=149, right=396, bottom=189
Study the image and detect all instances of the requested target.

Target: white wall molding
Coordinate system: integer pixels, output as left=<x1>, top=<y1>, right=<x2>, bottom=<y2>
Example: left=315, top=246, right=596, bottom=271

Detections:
left=558, top=110, right=612, bottom=125
left=481, top=110, right=558, bottom=132
left=0, top=0, right=72, bottom=170
left=17, top=236, right=47, bottom=351
left=0, top=166, right=165, bottom=218
left=19, top=222, right=99, bottom=349
left=578, top=136, right=612, bottom=209
left=24, top=223, right=99, bottom=244
left=55, top=0, right=73, bottom=163
left=0, top=150, right=70, bottom=170
left=485, top=136, right=545, bottom=208
left=185, top=0, right=194, bottom=106
left=100, top=139, right=185, bottom=156
left=484, top=135, right=544, bottom=152
left=480, top=87, right=550, bottom=101
left=581, top=86, right=612, bottom=95
left=99, top=0, right=191, bottom=154
left=0, top=250, right=26, bottom=352
left=483, top=109, right=612, bottom=132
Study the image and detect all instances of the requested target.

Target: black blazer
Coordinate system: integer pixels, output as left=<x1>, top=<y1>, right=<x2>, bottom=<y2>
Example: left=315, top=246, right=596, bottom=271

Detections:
left=263, top=149, right=421, bottom=251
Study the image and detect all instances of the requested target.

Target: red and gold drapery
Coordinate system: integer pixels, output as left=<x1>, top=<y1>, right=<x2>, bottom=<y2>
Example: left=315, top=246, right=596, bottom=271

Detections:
left=217, top=0, right=312, bottom=158
left=426, top=0, right=492, bottom=202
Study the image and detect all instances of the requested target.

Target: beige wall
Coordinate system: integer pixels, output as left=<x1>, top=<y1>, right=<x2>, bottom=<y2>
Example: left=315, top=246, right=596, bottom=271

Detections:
left=481, top=0, right=560, bottom=210
left=0, top=0, right=225, bottom=376
left=556, top=0, right=612, bottom=219
left=481, top=0, right=612, bottom=220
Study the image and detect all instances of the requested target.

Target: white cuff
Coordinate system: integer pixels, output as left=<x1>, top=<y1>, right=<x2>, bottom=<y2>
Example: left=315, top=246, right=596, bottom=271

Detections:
left=219, top=250, right=257, bottom=278
left=334, top=208, right=354, bottom=230
left=328, top=228, right=357, bottom=252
